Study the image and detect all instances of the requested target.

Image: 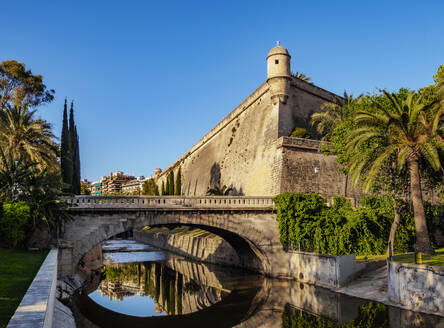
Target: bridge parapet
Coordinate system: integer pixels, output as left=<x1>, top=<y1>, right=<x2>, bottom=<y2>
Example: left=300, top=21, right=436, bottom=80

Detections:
left=64, top=195, right=275, bottom=210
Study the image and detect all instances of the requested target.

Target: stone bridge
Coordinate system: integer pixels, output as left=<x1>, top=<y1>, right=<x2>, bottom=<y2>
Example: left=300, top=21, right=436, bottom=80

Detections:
left=58, top=195, right=297, bottom=278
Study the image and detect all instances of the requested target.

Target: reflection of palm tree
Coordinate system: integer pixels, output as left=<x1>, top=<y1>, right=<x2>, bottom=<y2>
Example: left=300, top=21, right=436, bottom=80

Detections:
left=206, top=185, right=233, bottom=196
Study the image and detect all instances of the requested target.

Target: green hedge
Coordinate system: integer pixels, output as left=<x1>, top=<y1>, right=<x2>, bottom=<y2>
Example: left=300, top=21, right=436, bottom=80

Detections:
left=0, top=202, right=31, bottom=248
left=273, top=193, right=442, bottom=256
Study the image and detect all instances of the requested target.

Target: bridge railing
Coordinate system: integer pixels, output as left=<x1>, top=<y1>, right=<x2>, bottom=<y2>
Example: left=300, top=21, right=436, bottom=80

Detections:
left=63, top=195, right=275, bottom=210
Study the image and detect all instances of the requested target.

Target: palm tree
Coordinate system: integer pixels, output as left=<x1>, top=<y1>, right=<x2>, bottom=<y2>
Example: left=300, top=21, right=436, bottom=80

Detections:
left=345, top=90, right=443, bottom=254
left=310, top=91, right=357, bottom=140
left=0, top=147, right=38, bottom=202
left=291, top=72, right=312, bottom=83
left=0, top=104, right=58, bottom=171
left=206, top=185, right=233, bottom=196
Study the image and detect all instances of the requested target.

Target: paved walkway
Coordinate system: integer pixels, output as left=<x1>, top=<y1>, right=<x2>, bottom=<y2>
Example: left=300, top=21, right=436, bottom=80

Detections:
left=337, top=265, right=389, bottom=304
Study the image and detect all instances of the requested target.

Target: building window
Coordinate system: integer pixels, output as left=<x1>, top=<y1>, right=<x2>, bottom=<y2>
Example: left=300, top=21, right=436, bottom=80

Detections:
left=275, top=59, right=279, bottom=64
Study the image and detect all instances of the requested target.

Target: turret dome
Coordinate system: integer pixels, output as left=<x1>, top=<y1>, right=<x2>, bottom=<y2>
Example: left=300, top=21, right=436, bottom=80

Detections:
left=267, top=45, right=290, bottom=59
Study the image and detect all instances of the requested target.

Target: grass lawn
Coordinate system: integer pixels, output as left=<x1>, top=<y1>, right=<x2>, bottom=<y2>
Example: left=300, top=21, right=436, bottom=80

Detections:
left=393, top=248, right=444, bottom=266
left=356, top=254, right=388, bottom=263
left=0, top=248, right=48, bottom=328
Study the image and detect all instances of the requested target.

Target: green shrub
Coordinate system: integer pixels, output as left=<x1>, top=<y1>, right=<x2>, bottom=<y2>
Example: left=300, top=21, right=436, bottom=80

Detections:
left=273, top=193, right=439, bottom=256
left=289, top=127, right=311, bottom=139
left=0, top=202, right=31, bottom=248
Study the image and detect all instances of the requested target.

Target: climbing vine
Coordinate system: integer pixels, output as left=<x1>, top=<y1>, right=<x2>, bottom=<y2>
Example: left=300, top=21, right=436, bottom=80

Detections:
left=273, top=193, right=442, bottom=255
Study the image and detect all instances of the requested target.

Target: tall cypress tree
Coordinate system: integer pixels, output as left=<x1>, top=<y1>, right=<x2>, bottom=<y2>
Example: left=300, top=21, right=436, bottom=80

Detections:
left=175, top=168, right=181, bottom=195
left=168, top=171, right=175, bottom=195
left=165, top=177, right=170, bottom=196
left=69, top=101, right=81, bottom=194
left=161, top=181, right=166, bottom=195
left=61, top=99, right=73, bottom=192
left=73, top=125, right=81, bottom=194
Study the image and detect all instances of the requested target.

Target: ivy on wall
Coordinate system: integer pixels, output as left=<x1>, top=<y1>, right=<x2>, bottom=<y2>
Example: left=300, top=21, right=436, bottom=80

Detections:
left=273, top=193, right=443, bottom=256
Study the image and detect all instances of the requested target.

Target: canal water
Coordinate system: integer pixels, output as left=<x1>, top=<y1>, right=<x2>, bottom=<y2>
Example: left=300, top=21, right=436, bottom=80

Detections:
left=73, top=240, right=444, bottom=328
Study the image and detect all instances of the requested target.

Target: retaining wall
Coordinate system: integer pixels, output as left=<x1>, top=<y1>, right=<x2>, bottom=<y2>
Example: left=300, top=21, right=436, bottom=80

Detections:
left=388, top=260, right=444, bottom=316
left=287, top=251, right=367, bottom=288
left=7, top=249, right=58, bottom=328
left=133, top=229, right=242, bottom=267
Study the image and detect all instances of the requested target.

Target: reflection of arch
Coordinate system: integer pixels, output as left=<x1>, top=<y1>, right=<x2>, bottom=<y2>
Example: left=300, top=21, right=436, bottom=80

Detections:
left=148, top=222, right=267, bottom=274
left=74, top=283, right=263, bottom=328
left=63, top=210, right=277, bottom=276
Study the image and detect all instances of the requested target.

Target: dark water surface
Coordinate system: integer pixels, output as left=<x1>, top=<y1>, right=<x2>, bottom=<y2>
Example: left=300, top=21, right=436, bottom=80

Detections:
left=73, top=240, right=444, bottom=328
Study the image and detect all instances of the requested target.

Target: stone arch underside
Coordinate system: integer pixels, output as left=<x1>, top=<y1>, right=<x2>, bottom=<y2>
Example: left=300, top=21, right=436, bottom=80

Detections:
left=61, top=210, right=282, bottom=277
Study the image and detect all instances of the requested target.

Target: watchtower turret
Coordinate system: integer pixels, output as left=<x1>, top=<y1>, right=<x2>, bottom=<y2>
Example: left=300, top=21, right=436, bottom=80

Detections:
left=267, top=41, right=291, bottom=104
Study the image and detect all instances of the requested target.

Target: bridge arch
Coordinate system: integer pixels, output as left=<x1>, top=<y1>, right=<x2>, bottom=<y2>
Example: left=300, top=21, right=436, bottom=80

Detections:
left=59, top=199, right=283, bottom=277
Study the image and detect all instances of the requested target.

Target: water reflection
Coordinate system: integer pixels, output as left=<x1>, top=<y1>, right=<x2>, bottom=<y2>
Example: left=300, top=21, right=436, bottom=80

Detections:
left=91, top=261, right=227, bottom=316
left=73, top=240, right=444, bottom=328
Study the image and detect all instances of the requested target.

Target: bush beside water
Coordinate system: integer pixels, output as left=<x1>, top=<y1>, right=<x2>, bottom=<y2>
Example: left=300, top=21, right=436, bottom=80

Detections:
left=273, top=193, right=443, bottom=256
left=0, top=202, right=31, bottom=248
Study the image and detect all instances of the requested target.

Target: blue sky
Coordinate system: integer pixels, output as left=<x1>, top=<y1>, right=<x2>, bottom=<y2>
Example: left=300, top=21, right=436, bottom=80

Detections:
left=1, top=1, right=443, bottom=181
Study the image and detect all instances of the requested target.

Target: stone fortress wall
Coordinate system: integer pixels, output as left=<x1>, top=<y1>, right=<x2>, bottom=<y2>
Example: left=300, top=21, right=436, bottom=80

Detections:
left=155, top=43, right=363, bottom=202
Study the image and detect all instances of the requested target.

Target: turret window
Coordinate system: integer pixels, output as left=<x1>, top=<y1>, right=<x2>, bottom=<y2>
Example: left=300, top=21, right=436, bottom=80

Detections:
left=275, top=60, right=279, bottom=64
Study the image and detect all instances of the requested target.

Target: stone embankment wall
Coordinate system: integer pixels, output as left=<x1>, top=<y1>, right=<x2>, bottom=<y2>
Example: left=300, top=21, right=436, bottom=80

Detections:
left=133, top=229, right=242, bottom=267
left=286, top=251, right=369, bottom=288
left=388, top=260, right=444, bottom=316
left=7, top=249, right=75, bottom=328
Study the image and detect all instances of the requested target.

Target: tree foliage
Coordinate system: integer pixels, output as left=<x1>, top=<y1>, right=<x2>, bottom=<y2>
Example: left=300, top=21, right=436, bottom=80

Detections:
left=344, top=90, right=442, bottom=253
left=273, top=193, right=441, bottom=255
left=61, top=100, right=81, bottom=194
left=80, top=181, right=91, bottom=195
left=0, top=202, right=30, bottom=248
left=175, top=168, right=181, bottom=195
left=142, top=178, right=159, bottom=196
left=289, top=127, right=311, bottom=139
left=168, top=171, right=175, bottom=195
left=310, top=91, right=357, bottom=141
left=314, top=66, right=444, bottom=254
left=0, top=104, right=58, bottom=171
left=206, top=185, right=233, bottom=196
left=0, top=60, right=70, bottom=247
left=0, top=148, right=69, bottom=247
left=69, top=101, right=81, bottom=194
left=291, top=71, right=312, bottom=83
left=0, top=60, right=54, bottom=108
left=61, top=99, right=72, bottom=190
